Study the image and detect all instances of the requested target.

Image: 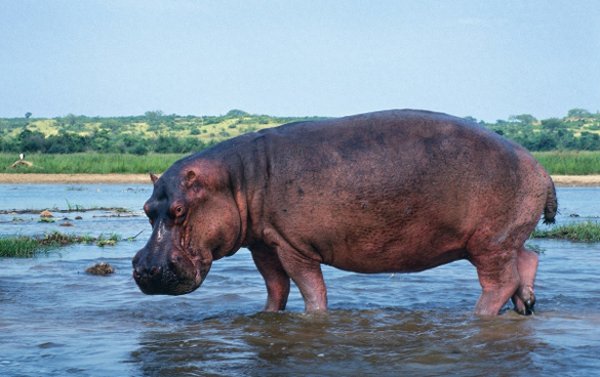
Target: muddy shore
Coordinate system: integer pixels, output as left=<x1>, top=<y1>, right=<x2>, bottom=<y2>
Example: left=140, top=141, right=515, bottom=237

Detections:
left=0, top=173, right=599, bottom=186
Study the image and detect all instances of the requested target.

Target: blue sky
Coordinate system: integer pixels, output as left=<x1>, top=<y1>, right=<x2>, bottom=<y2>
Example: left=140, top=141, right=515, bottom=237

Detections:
left=1, top=0, right=599, bottom=121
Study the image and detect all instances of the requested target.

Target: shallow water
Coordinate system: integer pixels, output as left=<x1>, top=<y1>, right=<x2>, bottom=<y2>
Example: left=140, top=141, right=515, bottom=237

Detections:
left=1, top=185, right=599, bottom=376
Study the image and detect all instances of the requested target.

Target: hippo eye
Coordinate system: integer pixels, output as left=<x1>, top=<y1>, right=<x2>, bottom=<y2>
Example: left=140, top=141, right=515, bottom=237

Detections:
left=173, top=205, right=185, bottom=217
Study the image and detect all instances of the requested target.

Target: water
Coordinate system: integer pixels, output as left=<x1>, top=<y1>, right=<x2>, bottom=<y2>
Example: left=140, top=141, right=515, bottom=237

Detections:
left=1, top=184, right=600, bottom=376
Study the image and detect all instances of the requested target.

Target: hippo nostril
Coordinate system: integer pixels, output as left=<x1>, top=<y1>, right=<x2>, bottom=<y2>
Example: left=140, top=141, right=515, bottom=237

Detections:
left=149, top=266, right=162, bottom=277
left=133, top=266, right=146, bottom=279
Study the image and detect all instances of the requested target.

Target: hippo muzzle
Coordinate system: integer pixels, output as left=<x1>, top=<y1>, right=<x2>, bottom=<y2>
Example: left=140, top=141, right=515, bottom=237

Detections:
left=132, top=249, right=204, bottom=295
left=132, top=222, right=211, bottom=295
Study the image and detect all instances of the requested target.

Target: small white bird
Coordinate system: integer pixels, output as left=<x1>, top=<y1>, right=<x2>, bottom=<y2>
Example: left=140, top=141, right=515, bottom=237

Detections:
left=19, top=153, right=24, bottom=160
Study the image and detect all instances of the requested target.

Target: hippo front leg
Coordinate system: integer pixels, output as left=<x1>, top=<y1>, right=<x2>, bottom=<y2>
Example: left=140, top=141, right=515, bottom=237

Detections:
left=276, top=248, right=327, bottom=313
left=250, top=244, right=290, bottom=312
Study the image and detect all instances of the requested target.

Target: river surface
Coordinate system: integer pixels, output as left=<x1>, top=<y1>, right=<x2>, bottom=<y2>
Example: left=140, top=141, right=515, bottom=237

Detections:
left=1, top=184, right=599, bottom=376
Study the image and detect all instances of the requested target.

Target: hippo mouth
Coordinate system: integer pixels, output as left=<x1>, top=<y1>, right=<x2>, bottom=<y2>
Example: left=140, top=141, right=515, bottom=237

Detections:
left=133, top=253, right=212, bottom=296
left=135, top=269, right=201, bottom=296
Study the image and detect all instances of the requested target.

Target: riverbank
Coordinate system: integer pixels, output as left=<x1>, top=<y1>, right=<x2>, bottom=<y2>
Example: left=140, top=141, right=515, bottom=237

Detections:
left=0, top=173, right=153, bottom=184
left=0, top=173, right=599, bottom=186
left=551, top=175, right=600, bottom=186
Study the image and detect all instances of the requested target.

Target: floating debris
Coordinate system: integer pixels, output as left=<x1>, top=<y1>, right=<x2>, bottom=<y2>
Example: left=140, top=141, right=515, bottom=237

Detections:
left=86, top=262, right=115, bottom=276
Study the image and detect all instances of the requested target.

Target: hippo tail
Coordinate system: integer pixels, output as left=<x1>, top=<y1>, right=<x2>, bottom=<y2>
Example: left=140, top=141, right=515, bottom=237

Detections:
left=543, top=177, right=558, bottom=224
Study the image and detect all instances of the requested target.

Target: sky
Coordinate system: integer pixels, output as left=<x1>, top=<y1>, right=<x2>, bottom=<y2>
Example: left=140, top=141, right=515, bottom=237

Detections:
left=0, top=0, right=599, bottom=122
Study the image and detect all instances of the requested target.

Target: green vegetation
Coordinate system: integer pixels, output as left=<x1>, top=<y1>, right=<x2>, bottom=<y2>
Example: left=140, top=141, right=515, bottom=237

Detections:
left=3, top=150, right=600, bottom=174
left=0, top=232, right=122, bottom=257
left=1, top=108, right=598, bottom=155
left=0, top=110, right=323, bottom=155
left=0, top=236, right=47, bottom=257
left=489, top=110, right=600, bottom=151
left=532, top=222, right=600, bottom=242
left=2, top=108, right=600, bottom=174
left=0, top=206, right=133, bottom=215
left=1, top=152, right=183, bottom=174
left=531, top=151, right=600, bottom=175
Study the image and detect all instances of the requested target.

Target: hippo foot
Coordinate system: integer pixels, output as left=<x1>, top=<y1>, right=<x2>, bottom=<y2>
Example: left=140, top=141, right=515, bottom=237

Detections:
left=512, top=285, right=535, bottom=315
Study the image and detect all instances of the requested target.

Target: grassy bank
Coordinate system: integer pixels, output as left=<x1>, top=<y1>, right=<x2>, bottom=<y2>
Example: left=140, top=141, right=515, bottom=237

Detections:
left=1, top=150, right=600, bottom=175
left=0, top=232, right=122, bottom=257
left=532, top=151, right=600, bottom=175
left=532, top=222, right=600, bottom=242
left=1, top=153, right=185, bottom=174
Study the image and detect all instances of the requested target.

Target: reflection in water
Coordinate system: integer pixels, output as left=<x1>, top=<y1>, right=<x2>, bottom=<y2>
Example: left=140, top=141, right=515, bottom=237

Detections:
left=1, top=185, right=600, bottom=376
left=130, top=311, right=570, bottom=377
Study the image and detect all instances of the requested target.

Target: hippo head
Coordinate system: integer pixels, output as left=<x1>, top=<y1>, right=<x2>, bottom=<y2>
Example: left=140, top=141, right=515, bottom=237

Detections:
left=132, top=160, right=244, bottom=295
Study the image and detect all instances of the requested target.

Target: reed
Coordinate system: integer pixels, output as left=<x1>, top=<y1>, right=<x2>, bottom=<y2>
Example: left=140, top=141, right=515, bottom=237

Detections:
left=0, top=232, right=122, bottom=257
left=0, top=236, right=48, bottom=257
left=2, top=150, right=600, bottom=175
left=1, top=153, right=185, bottom=174
left=532, top=151, right=600, bottom=175
left=532, top=222, right=600, bottom=242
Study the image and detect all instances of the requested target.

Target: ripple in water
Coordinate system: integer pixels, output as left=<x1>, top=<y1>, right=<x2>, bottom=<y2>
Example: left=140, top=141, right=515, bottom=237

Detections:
left=1, top=185, right=600, bottom=376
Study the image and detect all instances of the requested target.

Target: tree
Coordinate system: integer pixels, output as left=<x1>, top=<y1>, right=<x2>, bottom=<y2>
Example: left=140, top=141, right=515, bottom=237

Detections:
left=144, top=110, right=164, bottom=128
left=45, top=131, right=88, bottom=153
left=18, top=129, right=46, bottom=152
left=577, top=132, right=600, bottom=150
left=508, top=114, right=537, bottom=125
left=64, top=113, right=77, bottom=126
left=226, top=109, right=249, bottom=117
left=541, top=118, right=566, bottom=132
left=567, top=108, right=592, bottom=118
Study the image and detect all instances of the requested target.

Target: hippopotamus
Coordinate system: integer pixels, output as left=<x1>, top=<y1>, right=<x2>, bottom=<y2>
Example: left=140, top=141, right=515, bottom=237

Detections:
left=132, top=109, right=557, bottom=316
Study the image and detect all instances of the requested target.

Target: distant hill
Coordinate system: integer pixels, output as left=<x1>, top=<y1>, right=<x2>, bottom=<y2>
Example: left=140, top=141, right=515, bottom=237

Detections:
left=0, top=108, right=599, bottom=154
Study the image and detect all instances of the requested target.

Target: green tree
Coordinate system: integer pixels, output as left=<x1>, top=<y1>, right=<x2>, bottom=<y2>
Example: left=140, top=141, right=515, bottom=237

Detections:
left=508, top=114, right=537, bottom=125
left=567, top=108, right=592, bottom=118
left=18, top=129, right=46, bottom=152
left=145, top=110, right=164, bottom=128
left=46, top=131, right=88, bottom=153
left=541, top=118, right=566, bottom=132
left=226, top=109, right=249, bottom=117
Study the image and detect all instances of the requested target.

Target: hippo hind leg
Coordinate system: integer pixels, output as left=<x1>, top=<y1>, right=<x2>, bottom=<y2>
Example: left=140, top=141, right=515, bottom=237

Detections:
left=511, top=247, right=539, bottom=315
left=468, top=237, right=521, bottom=316
left=472, top=255, right=520, bottom=316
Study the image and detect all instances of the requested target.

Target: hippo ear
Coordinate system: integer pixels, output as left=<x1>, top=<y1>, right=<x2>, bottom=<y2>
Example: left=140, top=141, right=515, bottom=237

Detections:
left=185, top=170, right=196, bottom=182
left=184, top=169, right=203, bottom=193
left=150, top=173, right=159, bottom=184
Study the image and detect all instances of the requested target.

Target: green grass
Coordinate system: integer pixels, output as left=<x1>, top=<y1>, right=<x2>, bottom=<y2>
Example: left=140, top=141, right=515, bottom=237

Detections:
left=0, top=232, right=122, bottom=257
left=532, top=151, right=600, bottom=175
left=2, top=150, right=600, bottom=175
left=0, top=236, right=48, bottom=257
left=532, top=222, right=600, bottom=242
left=1, top=153, right=185, bottom=174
